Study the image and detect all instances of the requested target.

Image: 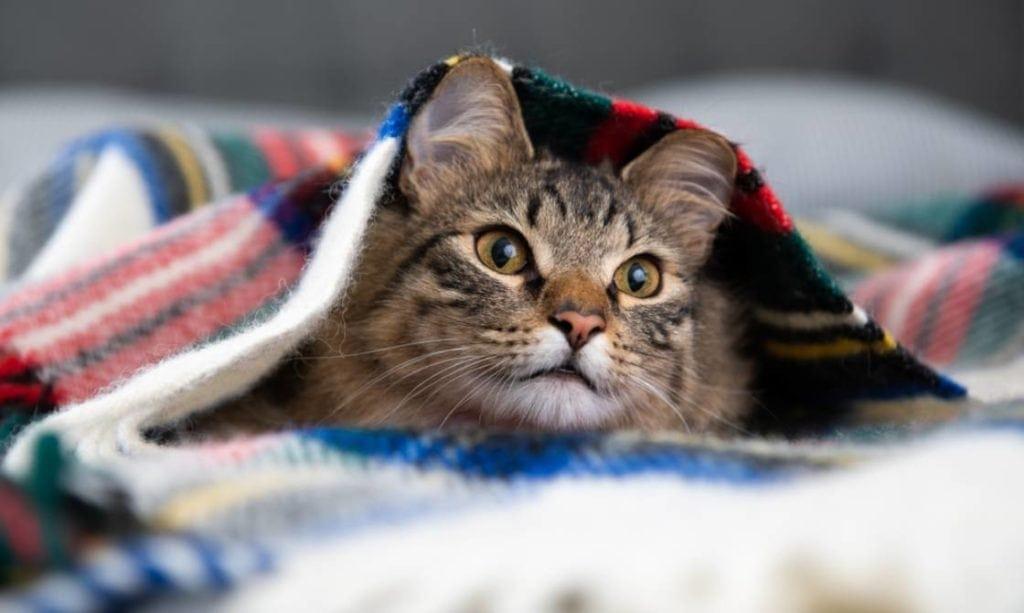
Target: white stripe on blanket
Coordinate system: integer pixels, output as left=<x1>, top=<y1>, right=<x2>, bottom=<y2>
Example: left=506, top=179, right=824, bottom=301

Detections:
left=25, top=147, right=155, bottom=282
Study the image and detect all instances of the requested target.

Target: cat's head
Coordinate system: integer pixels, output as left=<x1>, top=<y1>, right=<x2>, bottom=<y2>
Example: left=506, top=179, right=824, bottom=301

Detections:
left=349, top=58, right=740, bottom=430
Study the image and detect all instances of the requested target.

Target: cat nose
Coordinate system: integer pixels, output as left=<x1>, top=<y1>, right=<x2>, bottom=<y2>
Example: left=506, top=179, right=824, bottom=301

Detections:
left=550, top=309, right=606, bottom=350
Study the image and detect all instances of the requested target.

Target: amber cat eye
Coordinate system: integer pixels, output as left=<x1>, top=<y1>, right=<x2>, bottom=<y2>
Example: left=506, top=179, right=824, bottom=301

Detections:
left=475, top=229, right=529, bottom=274
left=614, top=256, right=661, bottom=298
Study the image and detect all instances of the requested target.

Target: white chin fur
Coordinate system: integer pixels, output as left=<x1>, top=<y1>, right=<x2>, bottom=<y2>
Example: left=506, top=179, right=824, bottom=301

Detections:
left=508, top=327, right=570, bottom=377
left=575, top=334, right=613, bottom=390
left=478, top=328, right=621, bottom=430
left=493, top=378, right=621, bottom=429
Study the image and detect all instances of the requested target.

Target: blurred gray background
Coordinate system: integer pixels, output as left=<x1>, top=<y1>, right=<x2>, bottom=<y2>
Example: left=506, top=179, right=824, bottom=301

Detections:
left=2, top=0, right=1024, bottom=216
left=1, top=0, right=1021, bottom=122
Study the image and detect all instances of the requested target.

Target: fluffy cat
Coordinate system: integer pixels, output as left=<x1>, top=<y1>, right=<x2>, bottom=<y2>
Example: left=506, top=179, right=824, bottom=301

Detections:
left=197, top=58, right=752, bottom=435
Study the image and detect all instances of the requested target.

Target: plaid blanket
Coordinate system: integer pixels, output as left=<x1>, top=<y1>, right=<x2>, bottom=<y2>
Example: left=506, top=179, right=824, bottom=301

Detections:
left=800, top=188, right=1024, bottom=405
left=1, top=55, right=1022, bottom=612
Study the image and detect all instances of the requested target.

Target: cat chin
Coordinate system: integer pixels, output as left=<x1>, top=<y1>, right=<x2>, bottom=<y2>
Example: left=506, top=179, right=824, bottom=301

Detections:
left=461, top=328, right=621, bottom=430
left=473, top=376, right=622, bottom=431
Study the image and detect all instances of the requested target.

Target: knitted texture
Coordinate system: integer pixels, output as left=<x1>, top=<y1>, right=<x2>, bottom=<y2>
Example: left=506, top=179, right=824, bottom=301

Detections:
left=800, top=186, right=1024, bottom=370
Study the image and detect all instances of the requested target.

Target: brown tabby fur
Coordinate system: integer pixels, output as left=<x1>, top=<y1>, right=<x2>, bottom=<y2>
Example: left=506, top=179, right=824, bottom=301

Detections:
left=195, top=58, right=752, bottom=437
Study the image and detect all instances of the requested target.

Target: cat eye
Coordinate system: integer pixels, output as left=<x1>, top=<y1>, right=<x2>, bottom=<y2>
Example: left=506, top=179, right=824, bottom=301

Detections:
left=475, top=229, right=529, bottom=274
left=614, top=256, right=661, bottom=298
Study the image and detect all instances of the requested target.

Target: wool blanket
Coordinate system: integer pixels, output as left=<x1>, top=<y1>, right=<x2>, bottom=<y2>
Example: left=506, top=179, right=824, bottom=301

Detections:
left=0, top=55, right=1022, bottom=612
left=799, top=187, right=1024, bottom=402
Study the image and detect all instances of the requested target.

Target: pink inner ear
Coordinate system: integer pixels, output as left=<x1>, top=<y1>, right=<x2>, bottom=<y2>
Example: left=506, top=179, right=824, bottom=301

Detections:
left=621, top=130, right=737, bottom=223
left=403, top=60, right=533, bottom=200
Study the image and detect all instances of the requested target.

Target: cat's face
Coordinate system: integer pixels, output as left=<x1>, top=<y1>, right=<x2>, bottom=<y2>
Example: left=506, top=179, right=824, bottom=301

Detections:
left=334, top=58, right=744, bottom=431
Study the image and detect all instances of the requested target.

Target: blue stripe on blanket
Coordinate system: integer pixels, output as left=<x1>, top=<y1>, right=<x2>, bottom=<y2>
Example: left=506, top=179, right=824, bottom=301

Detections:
left=854, top=379, right=966, bottom=402
left=378, top=103, right=409, bottom=139
left=58, top=129, right=175, bottom=224
left=251, top=180, right=306, bottom=243
left=14, top=536, right=274, bottom=613
left=304, top=429, right=819, bottom=483
left=251, top=169, right=337, bottom=249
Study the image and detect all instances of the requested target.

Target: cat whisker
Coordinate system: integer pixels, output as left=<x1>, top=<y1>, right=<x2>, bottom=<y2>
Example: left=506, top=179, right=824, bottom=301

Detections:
left=437, top=358, right=507, bottom=429
left=380, top=355, right=502, bottom=424
left=613, top=385, right=642, bottom=430
left=320, top=347, right=483, bottom=422
left=631, top=371, right=750, bottom=436
left=411, top=356, right=507, bottom=427
left=621, top=355, right=748, bottom=399
left=625, top=373, right=692, bottom=434
left=477, top=362, right=518, bottom=428
left=359, top=356, right=485, bottom=426
left=615, top=343, right=677, bottom=361
left=303, top=337, right=466, bottom=360
left=667, top=383, right=752, bottom=436
left=421, top=354, right=503, bottom=407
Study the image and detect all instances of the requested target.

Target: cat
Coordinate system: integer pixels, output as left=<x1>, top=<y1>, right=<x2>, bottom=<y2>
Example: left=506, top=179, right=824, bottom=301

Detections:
left=195, top=57, right=752, bottom=436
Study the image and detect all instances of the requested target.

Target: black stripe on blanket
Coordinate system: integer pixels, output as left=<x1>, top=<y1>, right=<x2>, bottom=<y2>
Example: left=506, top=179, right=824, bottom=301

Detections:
left=139, top=133, right=192, bottom=219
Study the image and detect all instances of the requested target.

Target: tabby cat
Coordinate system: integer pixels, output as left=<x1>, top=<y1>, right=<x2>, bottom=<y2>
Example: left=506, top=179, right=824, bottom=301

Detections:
left=199, top=58, right=752, bottom=435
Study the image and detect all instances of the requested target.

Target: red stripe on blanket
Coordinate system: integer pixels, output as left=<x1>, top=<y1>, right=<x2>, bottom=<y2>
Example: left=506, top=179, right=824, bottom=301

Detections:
left=55, top=248, right=305, bottom=403
left=584, top=99, right=659, bottom=166
left=285, top=133, right=315, bottom=169
left=296, top=131, right=340, bottom=167
left=893, top=249, right=962, bottom=352
left=851, top=275, right=882, bottom=314
left=334, top=131, right=368, bottom=159
left=296, top=135, right=325, bottom=167
left=730, top=147, right=793, bottom=234
left=0, top=484, right=44, bottom=563
left=922, top=241, right=1002, bottom=365
left=0, top=382, right=46, bottom=405
left=255, top=129, right=302, bottom=180
left=0, top=355, right=31, bottom=378
left=985, top=185, right=1024, bottom=207
left=861, top=264, right=914, bottom=328
left=22, top=218, right=282, bottom=365
left=0, top=200, right=252, bottom=341
left=673, top=118, right=702, bottom=131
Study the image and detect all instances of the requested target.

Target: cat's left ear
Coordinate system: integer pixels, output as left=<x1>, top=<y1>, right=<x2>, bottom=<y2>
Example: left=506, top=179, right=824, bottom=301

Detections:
left=400, top=58, right=534, bottom=210
left=621, top=129, right=737, bottom=258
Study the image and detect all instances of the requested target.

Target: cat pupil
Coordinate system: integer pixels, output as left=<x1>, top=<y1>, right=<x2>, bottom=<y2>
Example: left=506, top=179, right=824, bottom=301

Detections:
left=628, top=263, right=647, bottom=291
left=492, top=237, right=516, bottom=268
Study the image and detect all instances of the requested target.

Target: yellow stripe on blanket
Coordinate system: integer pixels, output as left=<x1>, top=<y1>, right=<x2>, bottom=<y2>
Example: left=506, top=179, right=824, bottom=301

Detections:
left=796, top=219, right=895, bottom=272
left=763, top=332, right=897, bottom=360
left=153, top=469, right=344, bottom=530
left=157, top=128, right=209, bottom=209
left=848, top=395, right=972, bottom=425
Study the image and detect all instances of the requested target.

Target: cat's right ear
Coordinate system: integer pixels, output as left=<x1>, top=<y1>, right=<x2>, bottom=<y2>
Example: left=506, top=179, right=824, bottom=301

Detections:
left=399, top=58, right=534, bottom=209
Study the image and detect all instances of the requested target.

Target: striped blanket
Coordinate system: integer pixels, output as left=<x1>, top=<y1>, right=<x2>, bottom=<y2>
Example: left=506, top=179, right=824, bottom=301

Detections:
left=801, top=188, right=1024, bottom=401
left=1, top=55, right=1022, bottom=612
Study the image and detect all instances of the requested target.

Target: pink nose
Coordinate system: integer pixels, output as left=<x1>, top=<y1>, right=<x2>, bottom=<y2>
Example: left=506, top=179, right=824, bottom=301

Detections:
left=551, top=310, right=607, bottom=350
